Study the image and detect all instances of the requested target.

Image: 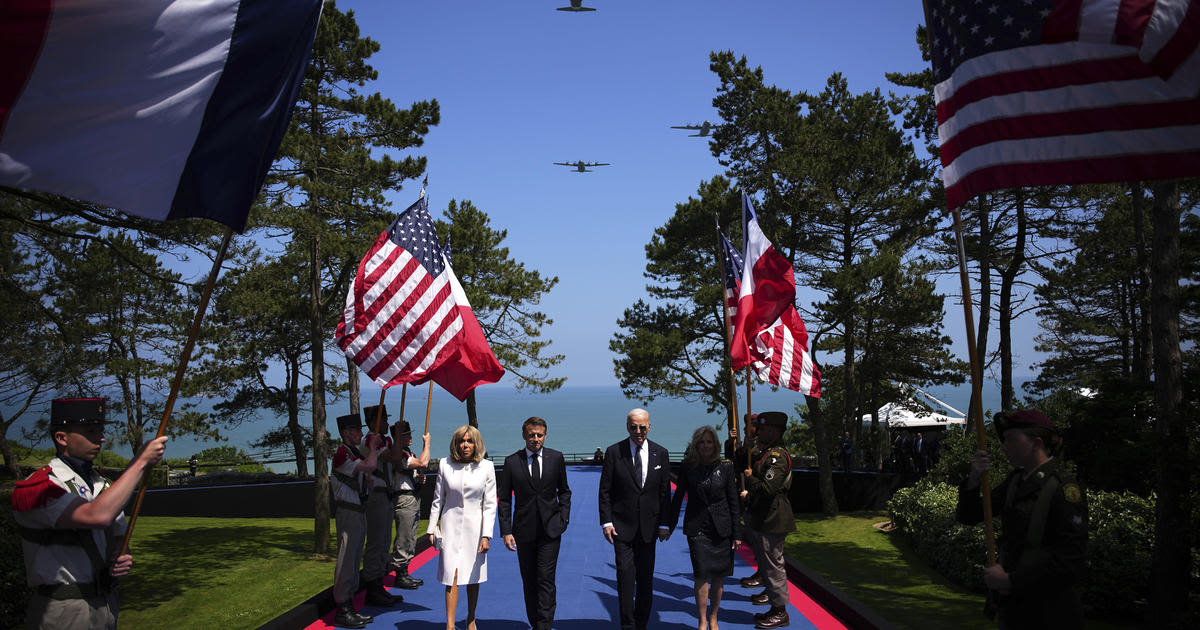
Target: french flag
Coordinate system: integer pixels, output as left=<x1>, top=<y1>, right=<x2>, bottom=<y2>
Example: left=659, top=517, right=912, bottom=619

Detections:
left=730, top=192, right=795, bottom=370
left=419, top=252, right=506, bottom=401
left=0, top=0, right=323, bottom=232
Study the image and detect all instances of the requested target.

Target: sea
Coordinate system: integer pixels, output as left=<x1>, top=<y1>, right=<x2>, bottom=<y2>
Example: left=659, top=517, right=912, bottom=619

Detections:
left=155, top=380, right=1027, bottom=474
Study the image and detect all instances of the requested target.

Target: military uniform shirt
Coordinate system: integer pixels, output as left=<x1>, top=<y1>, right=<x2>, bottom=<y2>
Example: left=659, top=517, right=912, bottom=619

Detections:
left=12, top=457, right=123, bottom=586
left=744, top=445, right=795, bottom=535
left=331, top=443, right=368, bottom=506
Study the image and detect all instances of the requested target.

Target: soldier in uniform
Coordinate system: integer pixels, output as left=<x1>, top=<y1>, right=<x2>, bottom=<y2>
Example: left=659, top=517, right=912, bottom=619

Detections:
left=330, top=411, right=381, bottom=629
left=359, top=405, right=400, bottom=608
left=387, top=418, right=431, bottom=589
left=11, top=398, right=167, bottom=630
left=740, top=411, right=793, bottom=629
left=733, top=414, right=762, bottom=590
left=956, top=409, right=1088, bottom=630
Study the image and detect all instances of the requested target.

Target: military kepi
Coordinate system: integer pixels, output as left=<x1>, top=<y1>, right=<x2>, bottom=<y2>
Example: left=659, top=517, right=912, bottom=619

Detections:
left=755, top=411, right=788, bottom=429
left=50, top=398, right=107, bottom=426
left=363, top=405, right=389, bottom=433
left=993, top=409, right=1053, bottom=438
left=336, top=412, right=364, bottom=432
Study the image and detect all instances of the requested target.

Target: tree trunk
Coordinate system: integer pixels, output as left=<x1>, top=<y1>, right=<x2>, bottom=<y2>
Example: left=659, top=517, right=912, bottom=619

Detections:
left=466, top=389, right=478, bottom=428
left=0, top=429, right=17, bottom=477
left=972, top=195, right=993, bottom=418
left=998, top=191, right=1026, bottom=409
left=1131, top=183, right=1153, bottom=383
left=1148, top=180, right=1189, bottom=626
left=807, top=396, right=838, bottom=516
left=286, top=361, right=308, bottom=477
left=346, top=355, right=360, bottom=415
left=309, top=232, right=331, bottom=555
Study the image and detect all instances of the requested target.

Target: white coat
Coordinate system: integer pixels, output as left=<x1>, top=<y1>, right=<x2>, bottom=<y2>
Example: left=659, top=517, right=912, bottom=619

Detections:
left=426, top=457, right=497, bottom=585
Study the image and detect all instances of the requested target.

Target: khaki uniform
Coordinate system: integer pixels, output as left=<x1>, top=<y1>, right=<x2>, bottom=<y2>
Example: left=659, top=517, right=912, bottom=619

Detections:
left=12, top=457, right=123, bottom=630
left=362, top=435, right=395, bottom=584
left=957, top=458, right=1088, bottom=629
left=331, top=442, right=369, bottom=604
left=389, top=444, right=421, bottom=571
left=743, top=444, right=794, bottom=608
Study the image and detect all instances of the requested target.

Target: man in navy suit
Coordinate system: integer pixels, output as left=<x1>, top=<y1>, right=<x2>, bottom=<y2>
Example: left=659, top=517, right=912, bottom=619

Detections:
left=598, top=408, right=673, bottom=630
left=499, top=417, right=572, bottom=630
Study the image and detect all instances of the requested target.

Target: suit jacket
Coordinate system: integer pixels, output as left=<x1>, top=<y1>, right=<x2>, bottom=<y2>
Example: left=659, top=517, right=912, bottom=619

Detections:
left=597, top=438, right=673, bottom=543
left=669, top=460, right=739, bottom=538
left=498, top=447, right=572, bottom=542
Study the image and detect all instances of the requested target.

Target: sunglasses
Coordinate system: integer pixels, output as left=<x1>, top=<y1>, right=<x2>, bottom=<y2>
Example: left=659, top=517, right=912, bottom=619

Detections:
left=626, top=425, right=648, bottom=433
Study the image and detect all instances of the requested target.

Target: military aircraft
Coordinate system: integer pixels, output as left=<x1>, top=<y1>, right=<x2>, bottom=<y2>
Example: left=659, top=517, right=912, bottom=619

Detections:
left=557, top=0, right=596, bottom=11
left=671, top=120, right=715, bottom=137
left=555, top=160, right=609, bottom=172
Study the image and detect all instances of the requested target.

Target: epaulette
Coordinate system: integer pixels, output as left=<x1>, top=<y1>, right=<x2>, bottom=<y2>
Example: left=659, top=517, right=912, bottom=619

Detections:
left=12, top=467, right=67, bottom=512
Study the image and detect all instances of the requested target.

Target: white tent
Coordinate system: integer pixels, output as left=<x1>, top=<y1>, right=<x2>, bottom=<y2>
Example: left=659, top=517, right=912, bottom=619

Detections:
left=861, top=402, right=966, bottom=429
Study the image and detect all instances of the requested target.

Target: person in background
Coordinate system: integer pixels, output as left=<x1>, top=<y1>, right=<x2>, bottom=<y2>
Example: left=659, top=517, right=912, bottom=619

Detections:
left=840, top=431, right=854, bottom=472
left=427, top=425, right=496, bottom=630
left=741, top=411, right=794, bottom=629
left=597, top=408, right=673, bottom=630
left=12, top=398, right=167, bottom=630
left=360, top=404, right=400, bottom=608
left=387, top=418, right=431, bottom=589
left=329, top=411, right=380, bottom=629
left=956, top=410, right=1087, bottom=629
left=670, top=425, right=740, bottom=630
left=498, top=417, right=572, bottom=630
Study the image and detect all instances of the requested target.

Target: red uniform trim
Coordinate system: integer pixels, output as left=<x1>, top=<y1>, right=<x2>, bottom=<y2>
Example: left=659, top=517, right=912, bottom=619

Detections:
left=11, top=466, right=66, bottom=512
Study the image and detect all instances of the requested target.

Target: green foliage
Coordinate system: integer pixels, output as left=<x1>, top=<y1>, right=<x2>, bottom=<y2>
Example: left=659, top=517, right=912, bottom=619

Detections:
left=167, top=446, right=267, bottom=474
left=887, top=480, right=989, bottom=589
left=887, top=478, right=1173, bottom=621
left=0, top=489, right=27, bottom=629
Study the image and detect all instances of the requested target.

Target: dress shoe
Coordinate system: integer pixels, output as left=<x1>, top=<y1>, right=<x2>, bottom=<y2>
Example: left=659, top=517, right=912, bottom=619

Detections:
left=394, top=572, right=422, bottom=589
left=755, top=607, right=790, bottom=629
left=364, top=579, right=396, bottom=606
left=751, top=591, right=770, bottom=605
left=333, top=602, right=368, bottom=629
left=740, top=574, right=763, bottom=588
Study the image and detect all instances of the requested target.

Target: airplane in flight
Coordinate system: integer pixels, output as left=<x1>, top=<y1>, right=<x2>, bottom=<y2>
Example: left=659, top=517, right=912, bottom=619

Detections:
left=555, top=160, right=609, bottom=172
left=671, top=120, right=715, bottom=137
left=557, top=1, right=596, bottom=11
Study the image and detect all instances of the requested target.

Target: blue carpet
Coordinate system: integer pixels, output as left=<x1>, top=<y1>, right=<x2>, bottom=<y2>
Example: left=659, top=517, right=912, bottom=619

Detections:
left=311, top=465, right=842, bottom=629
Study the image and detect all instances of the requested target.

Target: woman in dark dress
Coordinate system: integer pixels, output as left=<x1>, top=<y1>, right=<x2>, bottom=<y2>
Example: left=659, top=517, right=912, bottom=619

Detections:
left=671, top=425, right=741, bottom=630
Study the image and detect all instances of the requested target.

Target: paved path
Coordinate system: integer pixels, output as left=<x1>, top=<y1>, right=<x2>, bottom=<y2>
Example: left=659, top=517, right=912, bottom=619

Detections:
left=306, top=466, right=846, bottom=629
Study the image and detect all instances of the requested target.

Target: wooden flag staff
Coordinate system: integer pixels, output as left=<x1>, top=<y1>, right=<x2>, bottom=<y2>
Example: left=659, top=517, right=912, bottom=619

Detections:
left=716, top=223, right=742, bottom=481
left=371, top=389, right=388, bottom=436
left=398, top=383, right=408, bottom=425
left=119, top=226, right=235, bottom=556
left=423, top=380, right=434, bottom=436
left=952, top=206, right=998, bottom=565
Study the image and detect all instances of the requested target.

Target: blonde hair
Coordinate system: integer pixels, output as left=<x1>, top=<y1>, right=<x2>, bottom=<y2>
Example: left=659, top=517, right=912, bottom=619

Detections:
left=683, top=425, right=721, bottom=466
left=449, top=425, right=486, bottom=463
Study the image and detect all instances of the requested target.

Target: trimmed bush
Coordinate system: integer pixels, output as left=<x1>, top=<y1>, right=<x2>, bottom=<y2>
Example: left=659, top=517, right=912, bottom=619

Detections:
left=887, top=478, right=1158, bottom=621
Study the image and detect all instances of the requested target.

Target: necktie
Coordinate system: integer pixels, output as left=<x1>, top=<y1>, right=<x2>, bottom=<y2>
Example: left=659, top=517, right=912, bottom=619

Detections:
left=634, top=443, right=644, bottom=487
left=531, top=451, right=541, bottom=484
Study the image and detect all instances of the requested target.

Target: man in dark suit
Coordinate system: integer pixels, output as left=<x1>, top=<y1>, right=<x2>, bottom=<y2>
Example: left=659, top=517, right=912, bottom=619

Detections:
left=598, top=408, right=673, bottom=630
left=499, top=417, right=572, bottom=630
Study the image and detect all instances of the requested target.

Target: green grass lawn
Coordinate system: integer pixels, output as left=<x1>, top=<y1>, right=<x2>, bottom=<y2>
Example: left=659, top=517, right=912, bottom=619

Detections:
left=117, top=517, right=426, bottom=630
left=788, top=511, right=1128, bottom=630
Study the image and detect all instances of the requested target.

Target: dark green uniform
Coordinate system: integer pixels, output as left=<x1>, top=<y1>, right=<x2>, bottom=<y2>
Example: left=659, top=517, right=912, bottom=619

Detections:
left=744, top=446, right=795, bottom=535
left=956, top=458, right=1088, bottom=630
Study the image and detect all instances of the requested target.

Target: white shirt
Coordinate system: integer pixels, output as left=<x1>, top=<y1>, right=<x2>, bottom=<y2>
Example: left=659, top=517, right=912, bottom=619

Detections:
left=628, top=438, right=648, bottom=486
left=525, top=447, right=542, bottom=477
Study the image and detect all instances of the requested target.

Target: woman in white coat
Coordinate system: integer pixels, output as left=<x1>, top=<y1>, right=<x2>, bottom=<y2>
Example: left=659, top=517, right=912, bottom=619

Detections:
left=427, top=424, right=496, bottom=630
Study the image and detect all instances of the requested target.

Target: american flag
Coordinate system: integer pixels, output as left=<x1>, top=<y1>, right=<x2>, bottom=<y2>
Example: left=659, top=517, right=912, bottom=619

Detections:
left=720, top=228, right=821, bottom=397
left=927, top=0, right=1200, bottom=210
left=719, top=230, right=745, bottom=333
left=753, top=306, right=822, bottom=398
left=336, top=196, right=463, bottom=388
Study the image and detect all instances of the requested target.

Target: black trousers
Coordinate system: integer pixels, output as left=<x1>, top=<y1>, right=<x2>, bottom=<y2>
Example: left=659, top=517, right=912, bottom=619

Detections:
left=516, top=530, right=561, bottom=630
left=613, top=534, right=657, bottom=630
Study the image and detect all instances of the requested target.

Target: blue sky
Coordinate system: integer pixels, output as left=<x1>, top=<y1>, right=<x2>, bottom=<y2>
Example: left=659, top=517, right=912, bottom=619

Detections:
left=336, top=1, right=1043, bottom=388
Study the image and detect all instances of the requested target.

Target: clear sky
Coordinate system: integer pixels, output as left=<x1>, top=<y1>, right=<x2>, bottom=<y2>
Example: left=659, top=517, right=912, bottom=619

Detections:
left=337, top=0, right=1044, bottom=388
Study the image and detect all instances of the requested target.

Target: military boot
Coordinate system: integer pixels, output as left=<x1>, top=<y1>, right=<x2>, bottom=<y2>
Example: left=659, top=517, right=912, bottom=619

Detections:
left=333, top=601, right=368, bottom=629
left=740, top=572, right=763, bottom=588
left=364, top=578, right=397, bottom=606
left=394, top=569, right=423, bottom=589
left=755, top=606, right=790, bottom=629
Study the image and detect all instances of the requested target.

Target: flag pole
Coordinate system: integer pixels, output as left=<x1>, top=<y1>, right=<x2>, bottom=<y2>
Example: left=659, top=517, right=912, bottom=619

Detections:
left=952, top=205, right=998, bottom=565
left=716, top=222, right=741, bottom=461
left=120, top=226, right=235, bottom=556
left=371, top=389, right=388, bottom=436
left=423, top=380, right=434, bottom=436
left=744, top=366, right=754, bottom=472
left=398, top=383, right=408, bottom=423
